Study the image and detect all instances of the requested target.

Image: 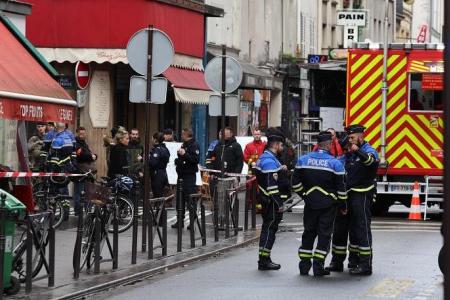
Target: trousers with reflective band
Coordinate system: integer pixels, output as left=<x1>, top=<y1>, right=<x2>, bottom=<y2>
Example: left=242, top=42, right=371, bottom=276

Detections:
left=299, top=205, right=336, bottom=261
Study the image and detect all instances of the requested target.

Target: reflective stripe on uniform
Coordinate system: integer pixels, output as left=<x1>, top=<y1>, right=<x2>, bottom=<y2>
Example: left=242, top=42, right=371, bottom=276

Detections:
left=313, top=252, right=326, bottom=260
left=349, top=185, right=375, bottom=193
left=305, top=186, right=337, bottom=200
left=280, top=195, right=288, bottom=199
left=258, top=185, right=280, bottom=196
left=362, top=155, right=375, bottom=166
left=349, top=244, right=359, bottom=252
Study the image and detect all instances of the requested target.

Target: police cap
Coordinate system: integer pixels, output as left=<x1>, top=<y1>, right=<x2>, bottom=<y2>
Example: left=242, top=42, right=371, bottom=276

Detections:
left=345, top=124, right=366, bottom=134
left=317, top=131, right=332, bottom=143
left=266, top=127, right=285, bottom=143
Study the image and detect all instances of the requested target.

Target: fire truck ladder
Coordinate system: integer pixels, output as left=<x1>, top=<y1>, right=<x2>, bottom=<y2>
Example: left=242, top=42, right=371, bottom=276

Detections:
left=424, top=176, right=443, bottom=220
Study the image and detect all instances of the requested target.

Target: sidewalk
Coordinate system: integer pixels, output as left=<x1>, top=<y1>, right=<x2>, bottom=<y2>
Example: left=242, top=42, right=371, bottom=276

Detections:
left=9, top=205, right=262, bottom=300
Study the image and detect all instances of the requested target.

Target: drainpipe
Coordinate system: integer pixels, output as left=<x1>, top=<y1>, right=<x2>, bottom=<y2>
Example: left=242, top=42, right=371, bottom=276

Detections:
left=380, top=0, right=389, bottom=167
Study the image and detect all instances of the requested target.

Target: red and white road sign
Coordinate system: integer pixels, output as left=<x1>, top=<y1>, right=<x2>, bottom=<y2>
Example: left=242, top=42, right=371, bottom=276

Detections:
left=75, top=61, right=91, bottom=89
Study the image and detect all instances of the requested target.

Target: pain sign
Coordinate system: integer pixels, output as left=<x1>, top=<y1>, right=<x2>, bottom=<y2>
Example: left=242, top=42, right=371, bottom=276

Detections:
left=337, top=10, right=367, bottom=27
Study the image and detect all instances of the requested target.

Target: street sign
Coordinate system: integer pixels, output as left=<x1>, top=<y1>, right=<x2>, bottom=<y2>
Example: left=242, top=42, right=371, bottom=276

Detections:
left=344, top=26, right=358, bottom=48
left=129, top=76, right=168, bottom=104
left=75, top=61, right=91, bottom=90
left=126, top=28, right=174, bottom=76
left=337, top=10, right=367, bottom=26
left=209, top=94, right=239, bottom=117
left=204, top=56, right=243, bottom=94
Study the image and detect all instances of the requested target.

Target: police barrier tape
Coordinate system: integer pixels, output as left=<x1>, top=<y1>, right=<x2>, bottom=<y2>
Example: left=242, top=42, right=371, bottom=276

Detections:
left=198, top=166, right=252, bottom=178
left=0, top=171, right=85, bottom=178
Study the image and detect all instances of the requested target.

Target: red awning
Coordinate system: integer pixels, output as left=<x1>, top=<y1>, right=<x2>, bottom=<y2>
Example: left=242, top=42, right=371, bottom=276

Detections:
left=163, top=67, right=210, bottom=91
left=0, top=21, right=76, bottom=123
left=162, top=67, right=213, bottom=105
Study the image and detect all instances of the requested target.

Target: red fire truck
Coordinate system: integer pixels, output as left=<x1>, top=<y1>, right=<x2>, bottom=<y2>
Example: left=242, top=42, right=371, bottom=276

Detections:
left=346, top=43, right=444, bottom=217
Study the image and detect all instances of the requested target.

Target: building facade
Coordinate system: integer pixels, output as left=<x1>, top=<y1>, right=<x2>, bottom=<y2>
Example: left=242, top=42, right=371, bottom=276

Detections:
left=26, top=0, right=221, bottom=175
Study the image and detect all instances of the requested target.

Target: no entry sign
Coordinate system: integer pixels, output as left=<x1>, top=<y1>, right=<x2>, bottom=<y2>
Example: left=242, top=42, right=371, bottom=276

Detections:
left=75, top=61, right=91, bottom=89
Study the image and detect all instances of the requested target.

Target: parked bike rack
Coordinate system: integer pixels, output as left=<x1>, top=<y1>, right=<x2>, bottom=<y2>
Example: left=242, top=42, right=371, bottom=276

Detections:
left=188, top=193, right=207, bottom=248
left=24, top=211, right=55, bottom=294
left=146, top=195, right=172, bottom=259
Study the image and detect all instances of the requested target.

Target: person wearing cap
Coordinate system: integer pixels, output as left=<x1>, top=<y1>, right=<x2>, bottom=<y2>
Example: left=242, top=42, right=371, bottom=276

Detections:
left=292, top=131, right=347, bottom=276
left=327, top=124, right=379, bottom=276
left=253, top=127, right=285, bottom=271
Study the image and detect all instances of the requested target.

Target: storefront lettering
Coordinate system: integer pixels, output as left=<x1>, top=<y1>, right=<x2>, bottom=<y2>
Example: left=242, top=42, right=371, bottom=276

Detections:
left=20, top=104, right=43, bottom=119
left=58, top=108, right=73, bottom=121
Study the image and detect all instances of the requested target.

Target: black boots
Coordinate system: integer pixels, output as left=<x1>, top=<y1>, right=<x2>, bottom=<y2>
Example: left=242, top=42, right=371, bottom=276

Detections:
left=349, top=266, right=372, bottom=276
left=325, top=261, right=344, bottom=272
left=299, top=260, right=330, bottom=276
left=313, top=260, right=330, bottom=277
left=258, top=256, right=281, bottom=271
left=299, top=260, right=311, bottom=276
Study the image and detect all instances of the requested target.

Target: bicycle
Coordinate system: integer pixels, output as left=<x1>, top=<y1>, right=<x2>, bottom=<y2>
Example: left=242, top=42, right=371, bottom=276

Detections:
left=11, top=213, right=52, bottom=283
left=32, top=177, right=71, bottom=229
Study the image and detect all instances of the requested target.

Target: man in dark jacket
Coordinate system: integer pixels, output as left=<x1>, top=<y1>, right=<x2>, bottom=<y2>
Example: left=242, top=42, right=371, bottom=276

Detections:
left=173, top=128, right=200, bottom=228
left=206, top=127, right=244, bottom=174
left=74, top=127, right=97, bottom=215
left=149, top=132, right=170, bottom=198
left=128, top=128, right=144, bottom=177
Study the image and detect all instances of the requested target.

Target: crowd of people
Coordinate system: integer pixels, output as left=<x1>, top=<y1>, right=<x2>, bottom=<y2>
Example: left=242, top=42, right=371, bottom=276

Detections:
left=27, top=121, right=378, bottom=278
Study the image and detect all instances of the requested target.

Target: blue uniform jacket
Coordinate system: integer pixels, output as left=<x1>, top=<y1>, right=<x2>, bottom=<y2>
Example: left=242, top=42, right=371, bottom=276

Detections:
left=345, top=142, right=379, bottom=192
left=292, top=150, right=347, bottom=209
left=254, top=150, right=283, bottom=205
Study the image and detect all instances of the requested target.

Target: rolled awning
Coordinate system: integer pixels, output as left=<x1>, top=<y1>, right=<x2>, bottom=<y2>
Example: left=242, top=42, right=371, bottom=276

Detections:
left=0, top=20, right=76, bottom=124
left=163, top=67, right=214, bottom=105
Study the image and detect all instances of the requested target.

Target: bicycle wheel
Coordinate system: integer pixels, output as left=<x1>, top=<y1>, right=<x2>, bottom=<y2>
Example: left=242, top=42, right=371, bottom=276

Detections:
left=108, top=195, right=134, bottom=233
left=80, top=214, right=95, bottom=270
left=12, top=235, right=45, bottom=283
left=49, top=198, right=64, bottom=229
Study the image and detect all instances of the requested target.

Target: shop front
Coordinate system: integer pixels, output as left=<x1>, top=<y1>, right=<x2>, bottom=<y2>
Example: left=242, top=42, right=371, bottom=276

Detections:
left=0, top=16, right=76, bottom=209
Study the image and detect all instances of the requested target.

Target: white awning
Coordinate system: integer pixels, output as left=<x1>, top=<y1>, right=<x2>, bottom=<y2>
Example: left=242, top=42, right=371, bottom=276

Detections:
left=36, top=48, right=204, bottom=70
left=173, top=88, right=214, bottom=105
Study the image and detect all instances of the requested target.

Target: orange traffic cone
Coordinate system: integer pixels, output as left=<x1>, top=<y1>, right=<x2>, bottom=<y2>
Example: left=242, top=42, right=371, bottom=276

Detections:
left=408, top=181, right=422, bottom=220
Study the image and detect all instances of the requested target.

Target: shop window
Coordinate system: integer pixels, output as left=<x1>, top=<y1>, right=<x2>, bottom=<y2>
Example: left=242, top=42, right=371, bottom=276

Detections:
left=409, top=73, right=443, bottom=112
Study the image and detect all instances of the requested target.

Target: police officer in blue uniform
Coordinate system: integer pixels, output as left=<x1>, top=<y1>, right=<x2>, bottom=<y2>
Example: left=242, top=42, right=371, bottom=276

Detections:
left=327, top=124, right=379, bottom=276
left=149, top=132, right=170, bottom=198
left=254, top=127, right=285, bottom=271
left=293, top=131, right=347, bottom=276
left=48, top=122, right=76, bottom=172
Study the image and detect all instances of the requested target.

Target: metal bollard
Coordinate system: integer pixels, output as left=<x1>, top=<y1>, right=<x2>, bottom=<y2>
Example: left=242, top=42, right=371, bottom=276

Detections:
left=189, top=195, right=195, bottom=249
left=234, top=191, right=240, bottom=236
left=94, top=206, right=101, bottom=274
left=73, top=191, right=85, bottom=279
left=142, top=184, right=147, bottom=253
left=251, top=181, right=257, bottom=229
left=225, top=189, right=230, bottom=238
left=148, top=206, right=153, bottom=260
left=244, top=181, right=249, bottom=231
left=213, top=182, right=219, bottom=242
left=176, top=179, right=183, bottom=252
left=48, top=213, right=55, bottom=287
left=201, top=200, right=206, bottom=246
left=113, top=203, right=119, bottom=269
left=162, top=206, right=167, bottom=256
left=0, top=193, right=6, bottom=299
left=131, top=185, right=139, bottom=264
left=25, top=217, right=32, bottom=293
